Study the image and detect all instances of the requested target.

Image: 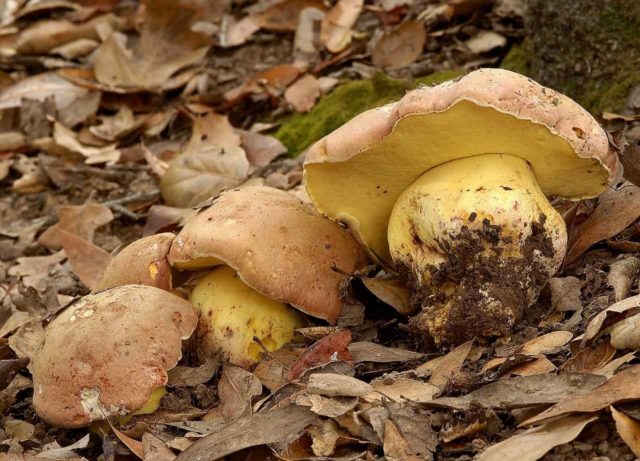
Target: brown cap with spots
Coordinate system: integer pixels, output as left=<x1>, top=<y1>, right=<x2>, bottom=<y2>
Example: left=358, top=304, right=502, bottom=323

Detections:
left=168, top=186, right=368, bottom=323
left=32, top=285, right=197, bottom=428
left=94, top=233, right=175, bottom=292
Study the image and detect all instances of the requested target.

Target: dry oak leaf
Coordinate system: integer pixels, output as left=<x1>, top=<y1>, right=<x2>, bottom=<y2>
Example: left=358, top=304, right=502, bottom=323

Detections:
left=383, top=420, right=421, bottom=461
left=218, top=365, right=263, bottom=424
left=428, top=339, right=473, bottom=389
left=284, top=74, right=321, bottom=112
left=610, top=405, right=640, bottom=457
left=0, top=72, right=89, bottom=111
left=562, top=341, right=616, bottom=374
left=361, top=277, right=415, bottom=315
left=372, top=20, right=426, bottom=69
left=320, top=0, right=364, bottom=53
left=522, top=365, right=640, bottom=426
left=477, top=414, right=597, bottom=461
left=583, top=294, right=640, bottom=343
left=566, top=184, right=640, bottom=264
left=53, top=229, right=112, bottom=290
left=39, top=200, right=113, bottom=250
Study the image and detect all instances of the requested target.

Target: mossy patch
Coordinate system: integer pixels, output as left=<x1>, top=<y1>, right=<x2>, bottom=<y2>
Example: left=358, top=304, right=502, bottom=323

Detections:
left=502, top=0, right=640, bottom=114
left=275, top=70, right=462, bottom=157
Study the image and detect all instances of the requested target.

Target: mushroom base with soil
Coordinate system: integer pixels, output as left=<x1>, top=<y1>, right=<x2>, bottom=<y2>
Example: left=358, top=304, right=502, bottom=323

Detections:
left=387, top=154, right=567, bottom=345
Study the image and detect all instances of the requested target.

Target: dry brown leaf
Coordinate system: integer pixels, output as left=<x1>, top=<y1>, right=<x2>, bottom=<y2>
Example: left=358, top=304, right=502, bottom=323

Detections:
left=522, top=331, right=573, bottom=355
left=429, top=373, right=606, bottom=411
left=301, top=393, right=358, bottom=417
left=611, top=406, right=640, bottom=457
left=168, top=358, right=218, bottom=387
left=94, top=0, right=214, bottom=91
left=7, top=251, right=67, bottom=292
left=0, top=375, right=31, bottom=414
left=0, top=72, right=89, bottom=110
left=383, top=420, right=420, bottom=461
left=348, top=342, right=424, bottom=363
left=224, top=64, right=302, bottom=102
left=39, top=200, right=113, bottom=250
left=510, top=356, right=556, bottom=376
left=0, top=359, right=29, bottom=392
left=51, top=37, right=100, bottom=59
left=0, top=132, right=27, bottom=152
left=308, top=418, right=341, bottom=457
left=254, top=0, right=327, bottom=31
left=160, top=114, right=249, bottom=207
left=218, top=365, right=263, bottom=423
left=238, top=130, right=287, bottom=167
left=11, top=154, right=48, bottom=194
left=372, top=21, right=426, bottom=69
left=284, top=74, right=321, bottom=112
left=89, top=106, right=145, bottom=142
left=608, top=256, right=640, bottom=302
left=464, top=30, right=507, bottom=53
left=361, top=277, right=415, bottom=315
left=142, top=432, right=176, bottom=461
left=366, top=377, right=440, bottom=403
left=609, top=314, right=640, bottom=350
left=562, top=341, right=616, bottom=373
left=294, top=7, right=326, bottom=55
left=320, top=0, right=363, bottom=53
left=106, top=419, right=145, bottom=459
left=50, top=122, right=120, bottom=164
left=143, top=206, right=197, bottom=236
left=8, top=320, right=43, bottom=365
left=523, top=365, right=640, bottom=426
left=429, top=339, right=473, bottom=389
left=54, top=229, right=112, bottom=290
left=174, top=406, right=316, bottom=461
left=477, top=414, right=597, bottom=461
left=548, top=276, right=582, bottom=311
left=566, top=184, right=640, bottom=264
left=307, top=373, right=372, bottom=397
left=583, top=294, right=640, bottom=343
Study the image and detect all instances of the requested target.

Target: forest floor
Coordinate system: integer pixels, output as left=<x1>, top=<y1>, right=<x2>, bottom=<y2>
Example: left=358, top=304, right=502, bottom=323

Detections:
left=2, top=1, right=640, bottom=460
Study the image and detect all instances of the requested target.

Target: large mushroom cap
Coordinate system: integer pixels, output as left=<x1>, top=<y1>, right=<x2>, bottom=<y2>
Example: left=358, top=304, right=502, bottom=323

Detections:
left=93, top=233, right=175, bottom=292
left=304, top=68, right=622, bottom=262
left=32, top=285, right=198, bottom=428
left=169, top=186, right=368, bottom=324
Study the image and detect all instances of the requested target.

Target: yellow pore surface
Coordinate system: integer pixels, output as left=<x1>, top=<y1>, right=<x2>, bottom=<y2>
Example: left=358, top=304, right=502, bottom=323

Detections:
left=189, top=266, right=304, bottom=367
left=387, top=154, right=567, bottom=284
left=304, top=101, right=608, bottom=263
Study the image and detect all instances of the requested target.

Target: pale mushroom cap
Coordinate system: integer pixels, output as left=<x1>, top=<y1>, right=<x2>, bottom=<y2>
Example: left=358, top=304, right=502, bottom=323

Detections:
left=168, top=186, right=368, bottom=323
left=32, top=285, right=198, bottom=428
left=93, top=233, right=175, bottom=292
left=304, top=68, right=622, bottom=262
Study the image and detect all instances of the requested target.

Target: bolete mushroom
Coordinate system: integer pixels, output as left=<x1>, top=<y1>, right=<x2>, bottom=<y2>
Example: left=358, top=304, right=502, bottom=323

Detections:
left=303, top=69, right=621, bottom=346
left=94, top=233, right=175, bottom=292
left=32, top=285, right=197, bottom=428
left=169, top=185, right=368, bottom=365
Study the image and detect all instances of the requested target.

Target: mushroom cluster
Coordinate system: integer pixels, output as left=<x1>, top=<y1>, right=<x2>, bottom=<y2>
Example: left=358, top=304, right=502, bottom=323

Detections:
left=304, top=68, right=621, bottom=345
left=32, top=69, right=621, bottom=429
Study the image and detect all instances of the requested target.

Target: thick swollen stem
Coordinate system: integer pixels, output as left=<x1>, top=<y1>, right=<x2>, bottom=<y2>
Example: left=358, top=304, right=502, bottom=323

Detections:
left=387, top=154, right=567, bottom=345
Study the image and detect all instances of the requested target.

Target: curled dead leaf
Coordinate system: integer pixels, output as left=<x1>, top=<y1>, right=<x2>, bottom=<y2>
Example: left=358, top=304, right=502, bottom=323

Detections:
left=320, top=0, right=363, bottom=53
left=372, top=21, right=426, bottom=69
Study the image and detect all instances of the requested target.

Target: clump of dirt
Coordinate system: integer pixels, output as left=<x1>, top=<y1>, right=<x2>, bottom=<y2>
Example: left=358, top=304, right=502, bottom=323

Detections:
left=408, top=214, right=556, bottom=347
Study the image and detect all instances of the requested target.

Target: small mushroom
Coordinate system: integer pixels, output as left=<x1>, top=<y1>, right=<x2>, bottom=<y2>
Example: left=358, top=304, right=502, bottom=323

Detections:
left=304, top=69, right=621, bottom=346
left=169, top=186, right=368, bottom=365
left=32, top=285, right=197, bottom=428
left=94, top=233, right=175, bottom=292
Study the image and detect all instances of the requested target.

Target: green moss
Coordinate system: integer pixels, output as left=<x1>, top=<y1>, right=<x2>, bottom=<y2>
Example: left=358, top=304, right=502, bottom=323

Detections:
left=501, top=44, right=530, bottom=75
left=275, top=70, right=463, bottom=156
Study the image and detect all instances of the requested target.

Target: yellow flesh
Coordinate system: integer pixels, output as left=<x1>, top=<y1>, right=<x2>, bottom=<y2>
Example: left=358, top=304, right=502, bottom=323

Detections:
left=304, top=101, right=608, bottom=262
left=189, top=266, right=305, bottom=368
left=133, top=387, right=166, bottom=415
left=388, top=153, right=566, bottom=288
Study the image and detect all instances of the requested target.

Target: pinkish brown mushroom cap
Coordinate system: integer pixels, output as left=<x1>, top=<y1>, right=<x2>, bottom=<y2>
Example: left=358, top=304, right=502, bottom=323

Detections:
left=304, top=68, right=622, bottom=262
left=32, top=285, right=197, bottom=428
left=93, top=233, right=175, bottom=292
left=168, top=186, right=368, bottom=323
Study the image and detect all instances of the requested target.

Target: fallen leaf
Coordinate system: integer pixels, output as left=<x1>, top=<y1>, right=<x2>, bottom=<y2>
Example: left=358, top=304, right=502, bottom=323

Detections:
left=521, top=331, right=573, bottom=355
left=608, top=256, right=640, bottom=302
left=106, top=419, right=145, bottom=459
left=254, top=0, right=327, bottom=32
left=562, top=341, right=616, bottom=374
left=611, top=406, right=640, bottom=457
left=583, top=294, right=640, bottom=343
left=548, top=276, right=582, bottom=311
left=464, top=30, right=507, bottom=54
left=372, top=21, right=426, bottom=69
left=238, top=130, right=286, bottom=167
left=294, top=7, right=326, bottom=55
left=168, top=358, right=218, bottom=387
left=89, top=106, right=145, bottom=142
left=39, top=200, right=113, bottom=250
left=361, top=277, right=415, bottom=315
left=8, top=251, right=67, bottom=292
left=477, top=414, right=597, bottom=461
left=523, top=365, right=640, bottom=426
left=308, top=418, right=341, bottom=457
left=286, top=330, right=352, bottom=381
left=50, top=122, right=120, bottom=164
left=53, top=229, right=112, bottom=290
left=348, top=342, right=424, bottom=363
left=51, top=37, right=100, bottom=59
left=307, top=373, right=372, bottom=397
left=0, top=375, right=32, bottom=413
left=595, top=351, right=636, bottom=378
left=143, top=206, right=197, bottom=236
left=0, top=358, right=29, bottom=392
left=8, top=320, right=43, bottom=365
left=566, top=184, right=640, bottom=264
left=175, top=406, right=316, bottom=461
left=366, top=377, right=439, bottom=403
left=510, top=356, right=556, bottom=376
left=320, top=0, right=363, bottom=53
left=38, top=433, right=91, bottom=459
left=388, top=404, right=437, bottom=456
left=609, top=314, right=640, bottom=349
left=428, top=339, right=473, bottom=389
left=218, top=365, right=263, bottom=423
left=284, top=74, right=321, bottom=112
left=0, top=132, right=27, bottom=152
left=142, top=432, right=176, bottom=461
left=383, top=420, right=420, bottom=461
left=224, top=64, right=302, bottom=102
left=301, top=393, right=357, bottom=417
left=429, top=373, right=606, bottom=411
left=94, top=0, right=213, bottom=91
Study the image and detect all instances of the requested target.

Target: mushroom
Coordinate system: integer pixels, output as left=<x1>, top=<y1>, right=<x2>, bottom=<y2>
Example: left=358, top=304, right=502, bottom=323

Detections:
left=170, top=185, right=368, bottom=365
left=32, top=285, right=198, bottom=428
left=94, top=233, right=175, bottom=292
left=303, top=69, right=621, bottom=346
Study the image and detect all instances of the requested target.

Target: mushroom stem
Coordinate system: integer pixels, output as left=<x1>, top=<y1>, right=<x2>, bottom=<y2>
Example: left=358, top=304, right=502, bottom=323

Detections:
left=387, top=154, right=567, bottom=345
